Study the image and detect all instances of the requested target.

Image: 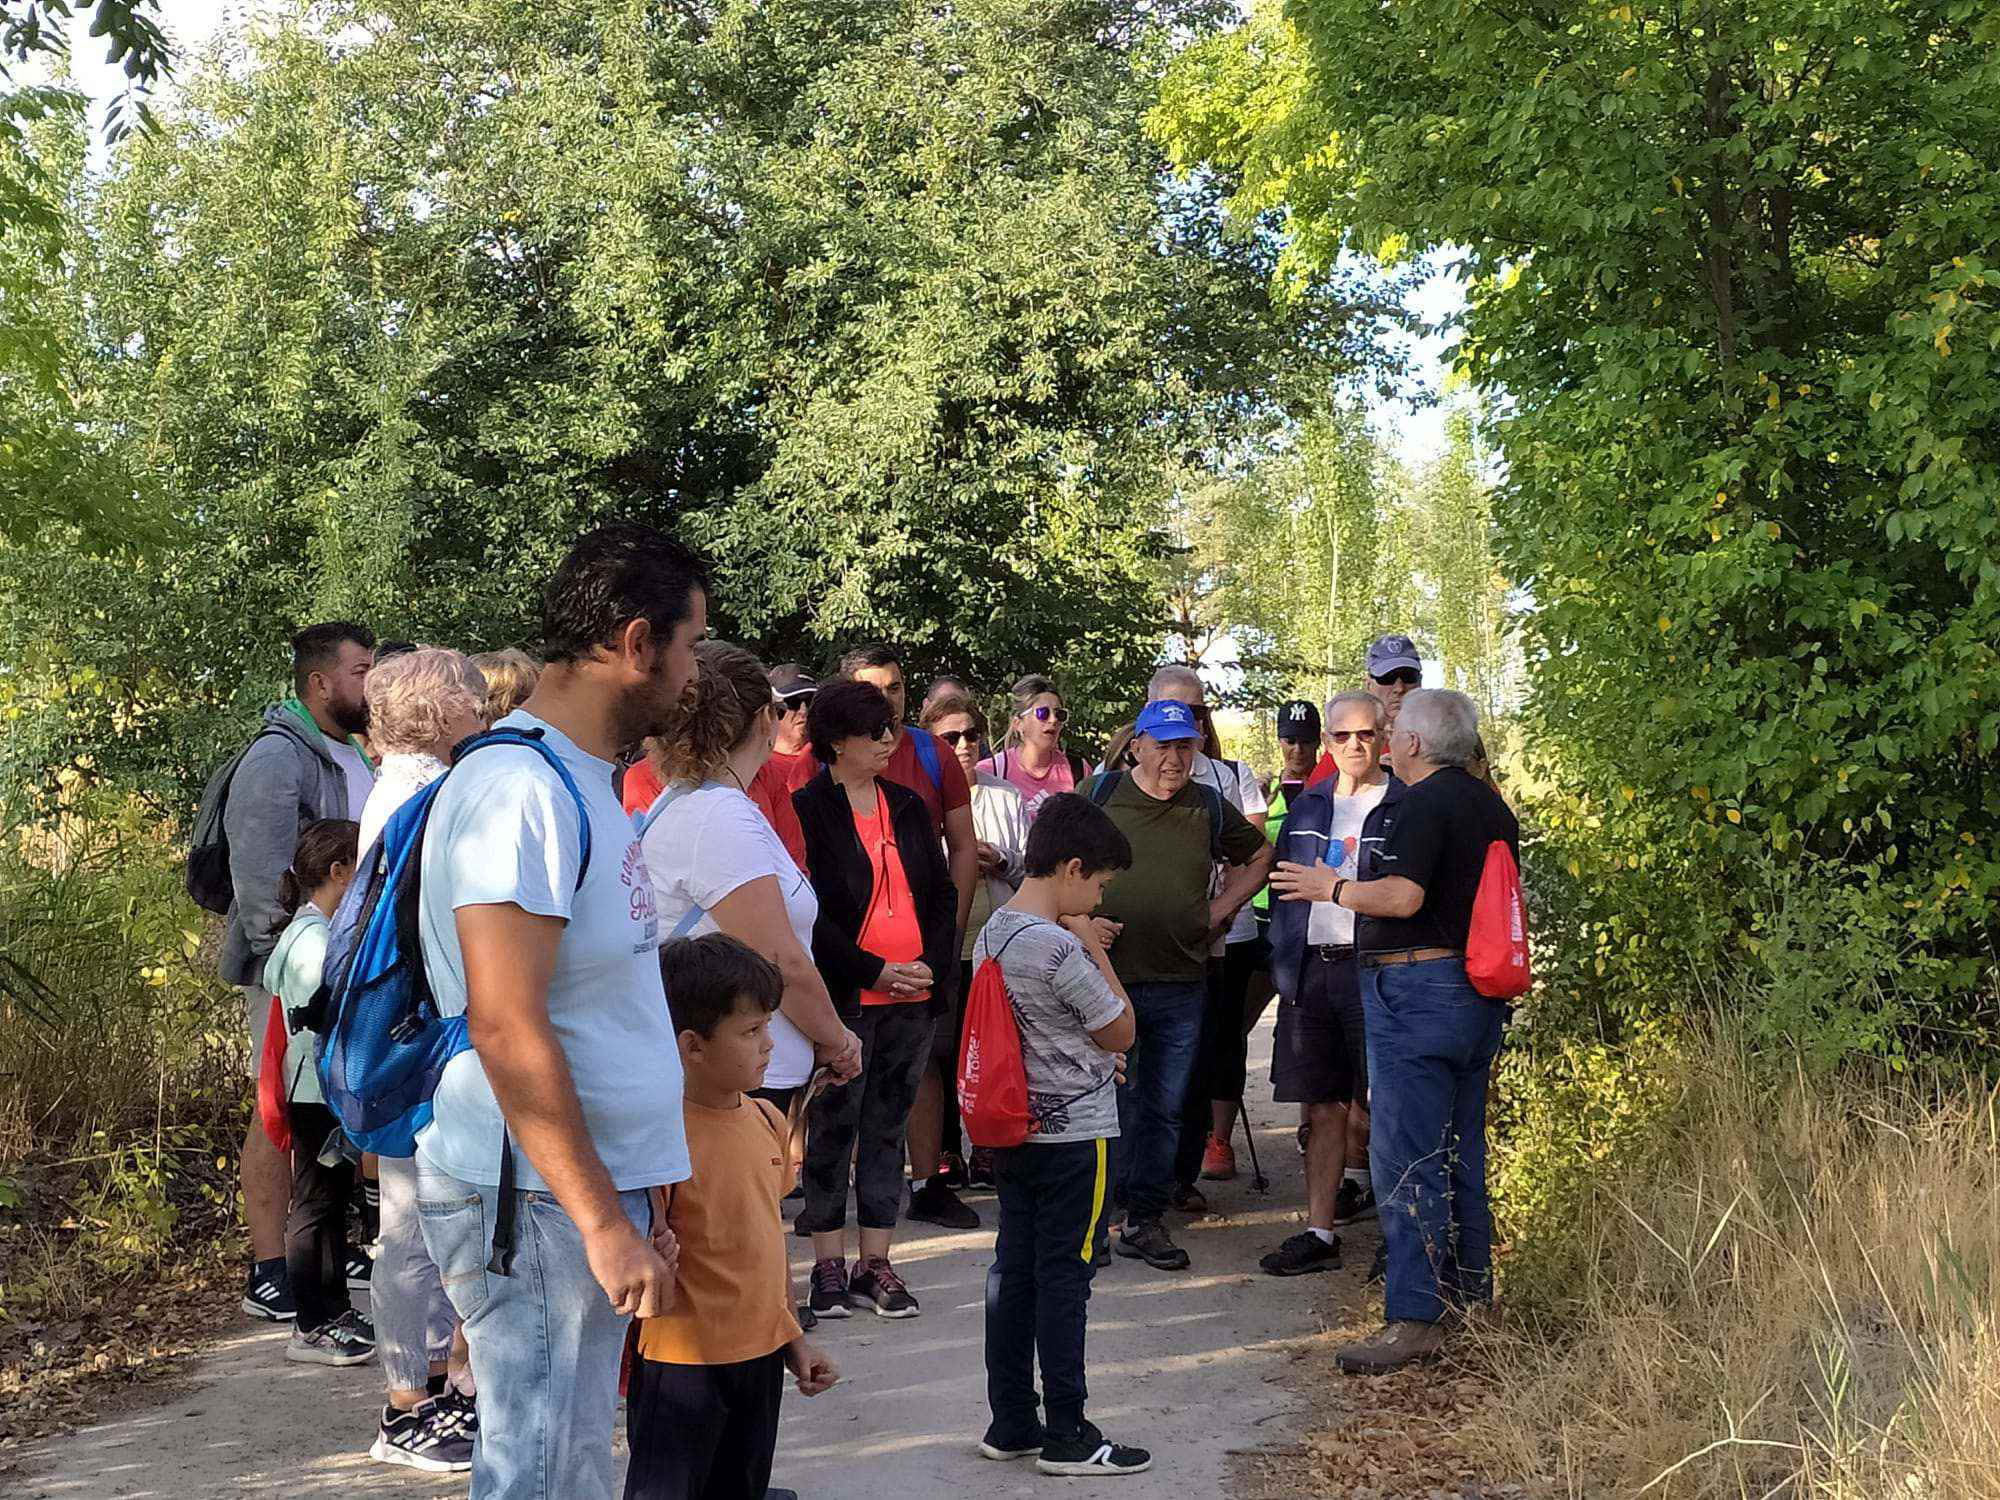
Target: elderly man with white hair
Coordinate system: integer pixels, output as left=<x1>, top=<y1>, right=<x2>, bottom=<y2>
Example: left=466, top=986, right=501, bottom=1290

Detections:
left=1271, top=688, right=1518, bottom=1374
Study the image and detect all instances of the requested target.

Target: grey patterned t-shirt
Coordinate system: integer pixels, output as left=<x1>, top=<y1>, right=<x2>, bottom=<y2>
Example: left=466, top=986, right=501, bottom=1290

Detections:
left=972, top=907, right=1124, bottom=1144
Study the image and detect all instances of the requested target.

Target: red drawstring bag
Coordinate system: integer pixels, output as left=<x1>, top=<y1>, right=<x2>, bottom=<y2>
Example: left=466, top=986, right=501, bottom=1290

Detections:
left=256, top=992, right=293, bottom=1152
left=957, top=931, right=1036, bottom=1149
left=1465, top=840, right=1531, bottom=1000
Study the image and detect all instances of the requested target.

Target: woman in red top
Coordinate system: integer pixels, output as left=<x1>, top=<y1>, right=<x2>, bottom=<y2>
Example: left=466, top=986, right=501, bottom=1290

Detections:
left=792, top=680, right=957, bottom=1321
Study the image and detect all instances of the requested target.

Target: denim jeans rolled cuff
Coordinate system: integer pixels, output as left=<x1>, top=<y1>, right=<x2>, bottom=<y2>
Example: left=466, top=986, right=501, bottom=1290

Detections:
left=416, top=1157, right=648, bottom=1500
left=1112, top=980, right=1205, bottom=1225
left=1361, top=956, right=1505, bottom=1326
left=373, top=1153, right=458, bottom=1393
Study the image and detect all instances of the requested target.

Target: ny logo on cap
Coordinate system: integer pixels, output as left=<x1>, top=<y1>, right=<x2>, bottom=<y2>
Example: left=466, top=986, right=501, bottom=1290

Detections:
left=1286, top=704, right=1310, bottom=721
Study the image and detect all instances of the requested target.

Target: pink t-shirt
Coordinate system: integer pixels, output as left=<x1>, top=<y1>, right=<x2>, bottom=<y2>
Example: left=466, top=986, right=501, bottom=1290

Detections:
left=978, top=747, right=1077, bottom=822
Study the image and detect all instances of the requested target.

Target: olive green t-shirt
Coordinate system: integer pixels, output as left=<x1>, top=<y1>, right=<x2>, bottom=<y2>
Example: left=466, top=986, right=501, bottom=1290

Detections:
left=1083, top=772, right=1268, bottom=984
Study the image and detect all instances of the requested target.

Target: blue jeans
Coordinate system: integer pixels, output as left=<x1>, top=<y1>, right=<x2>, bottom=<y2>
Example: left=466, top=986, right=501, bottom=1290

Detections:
left=1113, top=980, right=1205, bottom=1225
left=1362, top=958, right=1506, bottom=1325
left=417, top=1159, right=649, bottom=1500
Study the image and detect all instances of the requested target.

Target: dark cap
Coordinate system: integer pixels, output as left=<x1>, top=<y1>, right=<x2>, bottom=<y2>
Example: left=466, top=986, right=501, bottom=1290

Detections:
left=1275, top=699, right=1321, bottom=743
left=768, top=664, right=817, bottom=702
left=1365, top=634, right=1421, bottom=679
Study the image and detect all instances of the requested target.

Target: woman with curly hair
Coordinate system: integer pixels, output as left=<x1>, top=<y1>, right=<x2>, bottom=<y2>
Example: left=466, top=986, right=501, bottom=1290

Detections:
left=638, top=641, right=862, bottom=1118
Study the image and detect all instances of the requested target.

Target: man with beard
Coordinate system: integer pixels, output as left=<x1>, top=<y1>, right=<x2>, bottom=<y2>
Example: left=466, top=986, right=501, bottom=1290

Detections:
left=413, top=525, right=706, bottom=1500
left=221, top=620, right=378, bottom=1322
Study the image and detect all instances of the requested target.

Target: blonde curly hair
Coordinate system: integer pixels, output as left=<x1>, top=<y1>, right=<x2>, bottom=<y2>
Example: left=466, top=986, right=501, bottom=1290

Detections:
left=647, top=641, right=773, bottom=787
left=364, top=648, right=487, bottom=756
left=470, top=647, right=542, bottom=726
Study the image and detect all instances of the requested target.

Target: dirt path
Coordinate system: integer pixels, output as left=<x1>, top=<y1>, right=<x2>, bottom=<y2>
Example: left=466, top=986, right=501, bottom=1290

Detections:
left=9, top=1018, right=1377, bottom=1499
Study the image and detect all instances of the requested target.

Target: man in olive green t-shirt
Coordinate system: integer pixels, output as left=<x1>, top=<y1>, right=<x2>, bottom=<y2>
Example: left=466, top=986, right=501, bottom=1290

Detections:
left=1083, top=699, right=1273, bottom=1270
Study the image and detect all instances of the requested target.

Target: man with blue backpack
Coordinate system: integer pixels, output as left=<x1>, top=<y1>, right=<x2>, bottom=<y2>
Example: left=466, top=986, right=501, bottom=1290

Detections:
left=337, top=525, right=707, bottom=1500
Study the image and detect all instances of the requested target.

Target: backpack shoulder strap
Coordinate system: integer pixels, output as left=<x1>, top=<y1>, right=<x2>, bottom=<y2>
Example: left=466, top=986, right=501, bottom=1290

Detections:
left=637, top=782, right=723, bottom=941
left=1066, top=751, right=1088, bottom=782
left=750, top=1096, right=789, bottom=1149
left=906, top=725, right=942, bottom=792
left=1086, top=770, right=1121, bottom=807
left=1195, top=780, right=1226, bottom=863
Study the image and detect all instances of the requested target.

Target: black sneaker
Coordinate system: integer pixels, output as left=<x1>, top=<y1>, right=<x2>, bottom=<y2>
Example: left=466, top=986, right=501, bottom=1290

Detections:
left=978, top=1421, right=1047, bottom=1461
left=1367, top=1238, right=1387, bottom=1284
left=369, top=1399, right=473, bottom=1472
left=966, top=1148, right=997, bottom=1188
left=346, top=1246, right=374, bottom=1290
left=1260, top=1230, right=1342, bottom=1277
left=241, top=1258, right=294, bottom=1322
left=847, top=1257, right=921, bottom=1318
left=908, top=1178, right=980, bottom=1230
left=1333, top=1180, right=1378, bottom=1225
left=1036, top=1421, right=1152, bottom=1477
left=809, top=1258, right=852, bottom=1319
left=937, top=1151, right=968, bottom=1189
left=796, top=1301, right=818, bottom=1332
left=1113, top=1220, right=1190, bottom=1271
left=1170, top=1182, right=1208, bottom=1215
left=286, top=1308, right=376, bottom=1366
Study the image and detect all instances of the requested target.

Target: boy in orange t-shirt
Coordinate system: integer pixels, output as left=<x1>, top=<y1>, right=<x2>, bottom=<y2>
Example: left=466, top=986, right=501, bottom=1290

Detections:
left=626, top=935, right=839, bottom=1500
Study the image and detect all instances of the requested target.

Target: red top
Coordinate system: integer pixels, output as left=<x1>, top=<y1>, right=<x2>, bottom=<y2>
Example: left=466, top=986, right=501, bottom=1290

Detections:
left=881, top=729, right=971, bottom=837
left=747, top=746, right=817, bottom=868
left=853, top=793, right=927, bottom=1006
left=622, top=757, right=666, bottom=818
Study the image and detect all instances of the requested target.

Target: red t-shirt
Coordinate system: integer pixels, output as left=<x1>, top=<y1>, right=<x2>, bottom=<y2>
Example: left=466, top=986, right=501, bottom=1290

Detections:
left=882, top=727, right=970, bottom=836
left=853, top=795, right=927, bottom=1006
left=622, top=757, right=666, bottom=818
left=747, top=746, right=817, bottom=869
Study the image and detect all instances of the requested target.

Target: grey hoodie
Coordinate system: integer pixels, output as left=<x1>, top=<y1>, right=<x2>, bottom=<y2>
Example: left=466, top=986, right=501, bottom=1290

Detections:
left=218, top=705, right=365, bottom=987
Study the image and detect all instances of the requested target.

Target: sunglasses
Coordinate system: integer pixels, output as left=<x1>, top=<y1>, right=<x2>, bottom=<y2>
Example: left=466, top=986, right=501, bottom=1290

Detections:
left=870, top=722, right=896, bottom=742
left=1371, top=669, right=1420, bottom=688
left=1025, top=705, right=1069, bottom=725
left=1329, top=728, right=1379, bottom=745
left=775, top=692, right=815, bottom=713
left=936, top=728, right=981, bottom=747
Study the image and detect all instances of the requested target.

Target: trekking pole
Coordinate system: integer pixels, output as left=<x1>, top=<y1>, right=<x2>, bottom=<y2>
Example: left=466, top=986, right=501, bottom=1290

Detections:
left=1235, top=1093, right=1269, bottom=1192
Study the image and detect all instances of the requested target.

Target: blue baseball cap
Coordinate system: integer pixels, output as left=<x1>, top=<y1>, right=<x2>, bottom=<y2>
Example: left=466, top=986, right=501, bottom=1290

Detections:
left=1133, top=699, right=1202, bottom=743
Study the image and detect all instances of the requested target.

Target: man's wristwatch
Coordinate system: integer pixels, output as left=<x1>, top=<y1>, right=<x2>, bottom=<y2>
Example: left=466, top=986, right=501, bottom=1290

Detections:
left=1332, top=877, right=1349, bottom=906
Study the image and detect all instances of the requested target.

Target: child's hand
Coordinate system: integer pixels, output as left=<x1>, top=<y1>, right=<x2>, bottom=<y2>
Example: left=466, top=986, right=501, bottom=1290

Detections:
left=1109, top=1051, right=1128, bottom=1086
left=785, top=1338, right=840, bottom=1396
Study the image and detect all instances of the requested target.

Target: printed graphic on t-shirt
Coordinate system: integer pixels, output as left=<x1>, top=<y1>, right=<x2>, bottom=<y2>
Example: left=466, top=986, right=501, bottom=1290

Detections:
left=622, top=837, right=658, bottom=951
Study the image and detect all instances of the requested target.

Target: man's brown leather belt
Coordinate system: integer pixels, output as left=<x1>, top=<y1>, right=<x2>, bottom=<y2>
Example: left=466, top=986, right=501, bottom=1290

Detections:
left=1360, top=947, right=1463, bottom=967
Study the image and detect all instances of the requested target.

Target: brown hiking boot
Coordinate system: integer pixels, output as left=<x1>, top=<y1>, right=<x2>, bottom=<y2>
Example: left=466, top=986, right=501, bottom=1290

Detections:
left=1334, top=1319, right=1448, bottom=1375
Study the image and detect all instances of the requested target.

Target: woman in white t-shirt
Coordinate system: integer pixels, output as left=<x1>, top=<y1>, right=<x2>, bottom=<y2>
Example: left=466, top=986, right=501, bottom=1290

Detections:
left=639, top=643, right=863, bottom=1109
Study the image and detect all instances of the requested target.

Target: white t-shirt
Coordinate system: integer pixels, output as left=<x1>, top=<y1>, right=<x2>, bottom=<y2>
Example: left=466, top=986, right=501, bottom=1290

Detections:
left=414, top=710, right=689, bottom=1193
left=1192, top=754, right=1269, bottom=949
left=1306, top=780, right=1391, bottom=947
left=326, top=737, right=375, bottom=821
left=358, top=752, right=447, bottom=862
left=638, top=780, right=817, bottom=1090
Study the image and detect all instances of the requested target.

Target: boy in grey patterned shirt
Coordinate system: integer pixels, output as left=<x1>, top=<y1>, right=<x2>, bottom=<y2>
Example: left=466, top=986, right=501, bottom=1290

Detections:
left=971, top=793, right=1151, bottom=1477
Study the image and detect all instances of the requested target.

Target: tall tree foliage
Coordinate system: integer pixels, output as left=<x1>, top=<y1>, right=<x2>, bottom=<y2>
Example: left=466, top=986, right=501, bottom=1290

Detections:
left=1154, top=0, right=2000, bottom=1033
left=0, top=0, right=1401, bottom=803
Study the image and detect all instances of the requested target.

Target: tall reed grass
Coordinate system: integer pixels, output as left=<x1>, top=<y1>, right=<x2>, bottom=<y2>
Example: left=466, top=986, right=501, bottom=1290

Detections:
left=1471, top=1031, right=2000, bottom=1498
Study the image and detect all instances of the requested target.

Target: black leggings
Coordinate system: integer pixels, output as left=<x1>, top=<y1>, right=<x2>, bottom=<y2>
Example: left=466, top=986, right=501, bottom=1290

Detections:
left=284, top=1101, right=356, bottom=1333
left=798, top=1003, right=935, bottom=1233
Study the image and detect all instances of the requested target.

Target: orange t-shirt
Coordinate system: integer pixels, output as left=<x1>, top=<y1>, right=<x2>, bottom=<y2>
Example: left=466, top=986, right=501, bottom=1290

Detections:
left=634, top=1098, right=801, bottom=1367
left=854, top=794, right=928, bottom=1006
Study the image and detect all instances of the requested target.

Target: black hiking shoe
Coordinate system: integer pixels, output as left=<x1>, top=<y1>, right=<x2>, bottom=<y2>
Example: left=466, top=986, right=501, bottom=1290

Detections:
left=1170, top=1182, right=1209, bottom=1215
left=977, top=1420, right=1047, bottom=1461
left=908, top=1178, right=980, bottom=1230
left=1113, top=1219, right=1190, bottom=1270
left=809, top=1258, right=852, bottom=1319
left=1036, top=1421, right=1153, bottom=1476
left=1333, top=1180, right=1377, bottom=1225
left=1260, top=1230, right=1342, bottom=1277
left=847, top=1257, right=921, bottom=1318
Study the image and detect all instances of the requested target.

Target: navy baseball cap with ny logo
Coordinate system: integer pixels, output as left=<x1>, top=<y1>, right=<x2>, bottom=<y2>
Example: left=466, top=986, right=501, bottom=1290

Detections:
left=1276, top=699, right=1321, bottom=742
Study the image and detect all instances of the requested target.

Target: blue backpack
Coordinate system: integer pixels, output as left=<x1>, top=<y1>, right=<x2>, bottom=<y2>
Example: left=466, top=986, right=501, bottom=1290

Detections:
left=313, top=727, right=593, bottom=1160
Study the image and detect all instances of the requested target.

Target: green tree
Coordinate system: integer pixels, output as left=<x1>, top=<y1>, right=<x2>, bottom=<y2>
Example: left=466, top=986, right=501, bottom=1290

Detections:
left=1153, top=0, right=2000, bottom=1034
left=0, top=0, right=1401, bottom=804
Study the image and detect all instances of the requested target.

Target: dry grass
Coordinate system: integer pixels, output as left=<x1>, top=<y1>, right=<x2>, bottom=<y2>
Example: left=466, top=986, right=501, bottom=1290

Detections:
left=1466, top=1034, right=2000, bottom=1499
